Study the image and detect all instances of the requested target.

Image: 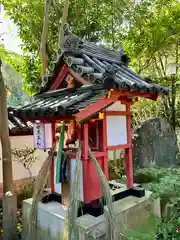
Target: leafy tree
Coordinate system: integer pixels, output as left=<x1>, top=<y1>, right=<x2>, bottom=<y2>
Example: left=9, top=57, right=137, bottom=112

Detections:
left=122, top=0, right=180, bottom=130
left=2, top=0, right=129, bottom=93
left=2, top=0, right=180, bottom=129
left=2, top=61, right=31, bottom=106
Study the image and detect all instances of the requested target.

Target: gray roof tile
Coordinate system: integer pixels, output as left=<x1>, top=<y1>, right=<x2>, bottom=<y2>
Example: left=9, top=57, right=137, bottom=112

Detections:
left=38, top=24, right=168, bottom=95
left=15, top=85, right=107, bottom=118
left=15, top=25, right=169, bottom=119
left=8, top=107, right=33, bottom=135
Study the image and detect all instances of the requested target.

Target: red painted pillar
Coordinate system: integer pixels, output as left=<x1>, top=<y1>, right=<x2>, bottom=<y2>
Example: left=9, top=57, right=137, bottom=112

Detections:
left=100, top=116, right=109, bottom=180
left=51, top=121, right=56, bottom=192
left=81, top=123, right=89, bottom=202
left=125, top=104, right=134, bottom=188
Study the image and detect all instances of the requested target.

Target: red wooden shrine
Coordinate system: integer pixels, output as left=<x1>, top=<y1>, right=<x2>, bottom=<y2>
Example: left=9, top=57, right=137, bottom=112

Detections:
left=15, top=24, right=168, bottom=205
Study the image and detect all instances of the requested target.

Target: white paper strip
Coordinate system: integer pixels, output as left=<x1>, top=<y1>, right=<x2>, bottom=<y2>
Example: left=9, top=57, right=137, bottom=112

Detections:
left=33, top=123, right=45, bottom=149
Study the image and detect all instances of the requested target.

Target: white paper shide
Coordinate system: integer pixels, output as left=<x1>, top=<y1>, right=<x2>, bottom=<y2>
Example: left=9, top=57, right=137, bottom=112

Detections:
left=33, top=122, right=52, bottom=149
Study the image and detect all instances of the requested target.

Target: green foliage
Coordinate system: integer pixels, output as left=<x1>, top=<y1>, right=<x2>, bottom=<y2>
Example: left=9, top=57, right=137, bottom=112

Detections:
left=0, top=30, right=31, bottom=105
left=134, top=167, right=180, bottom=199
left=2, top=61, right=31, bottom=105
left=126, top=216, right=159, bottom=240
left=156, top=198, right=180, bottom=239
left=133, top=167, right=180, bottom=238
left=1, top=0, right=132, bottom=93
left=1, top=0, right=180, bottom=128
left=123, top=0, right=180, bottom=128
left=12, top=55, right=42, bottom=95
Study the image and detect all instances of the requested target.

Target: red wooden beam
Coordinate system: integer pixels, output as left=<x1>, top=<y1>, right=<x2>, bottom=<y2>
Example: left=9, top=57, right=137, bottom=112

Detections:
left=50, top=64, right=69, bottom=91
left=107, top=144, right=131, bottom=150
left=111, top=90, right=158, bottom=100
left=106, top=111, right=130, bottom=116
left=82, top=123, right=89, bottom=160
left=74, top=97, right=118, bottom=123
left=68, top=68, right=90, bottom=85
left=125, top=103, right=134, bottom=188
left=92, top=152, right=107, bottom=158
left=101, top=116, right=109, bottom=180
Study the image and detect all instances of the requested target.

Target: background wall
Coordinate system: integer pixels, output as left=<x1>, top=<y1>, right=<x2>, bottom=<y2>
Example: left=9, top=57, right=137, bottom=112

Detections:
left=0, top=135, right=48, bottom=182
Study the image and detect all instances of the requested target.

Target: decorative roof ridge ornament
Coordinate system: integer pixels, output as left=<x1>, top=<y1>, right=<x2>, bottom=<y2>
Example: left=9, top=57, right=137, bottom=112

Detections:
left=116, top=43, right=130, bottom=66
left=61, top=23, right=83, bottom=52
left=63, top=22, right=71, bottom=36
left=62, top=34, right=83, bottom=53
left=60, top=26, right=124, bottom=61
left=121, top=53, right=130, bottom=66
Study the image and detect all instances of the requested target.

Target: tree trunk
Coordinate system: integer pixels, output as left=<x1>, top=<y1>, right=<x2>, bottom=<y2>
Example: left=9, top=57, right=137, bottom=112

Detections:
left=0, top=59, right=17, bottom=240
left=58, top=0, right=69, bottom=49
left=40, top=0, right=52, bottom=76
left=171, top=76, right=176, bottom=131
left=171, top=41, right=178, bottom=132
left=0, top=60, right=14, bottom=194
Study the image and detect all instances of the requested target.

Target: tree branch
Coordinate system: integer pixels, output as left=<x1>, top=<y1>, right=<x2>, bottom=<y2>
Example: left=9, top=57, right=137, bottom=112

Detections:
left=40, top=0, right=52, bottom=76
left=158, top=53, right=166, bottom=77
left=58, top=0, right=69, bottom=49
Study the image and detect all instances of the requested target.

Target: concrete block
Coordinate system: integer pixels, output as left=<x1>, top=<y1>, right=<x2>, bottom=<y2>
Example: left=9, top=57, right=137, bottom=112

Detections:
left=104, top=190, right=160, bottom=237
left=22, top=198, right=68, bottom=240
left=3, top=194, right=17, bottom=240
left=22, top=190, right=160, bottom=240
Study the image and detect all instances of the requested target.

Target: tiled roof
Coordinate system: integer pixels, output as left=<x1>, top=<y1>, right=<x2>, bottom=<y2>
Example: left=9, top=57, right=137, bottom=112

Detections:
left=15, top=85, right=107, bottom=118
left=8, top=107, right=33, bottom=135
left=15, top=24, right=169, bottom=119
left=39, top=24, right=168, bottom=95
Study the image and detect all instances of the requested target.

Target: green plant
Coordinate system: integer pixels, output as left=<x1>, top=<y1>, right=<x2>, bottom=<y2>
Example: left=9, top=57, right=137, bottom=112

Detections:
left=108, top=150, right=125, bottom=179
left=125, top=216, right=159, bottom=240
left=133, top=167, right=180, bottom=238
left=134, top=167, right=180, bottom=198
left=156, top=198, right=180, bottom=239
left=12, top=147, right=37, bottom=179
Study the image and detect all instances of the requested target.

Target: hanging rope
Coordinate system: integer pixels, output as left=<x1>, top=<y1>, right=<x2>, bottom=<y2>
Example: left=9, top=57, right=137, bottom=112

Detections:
left=88, top=147, right=120, bottom=240
left=68, top=141, right=81, bottom=240
left=28, top=147, right=55, bottom=239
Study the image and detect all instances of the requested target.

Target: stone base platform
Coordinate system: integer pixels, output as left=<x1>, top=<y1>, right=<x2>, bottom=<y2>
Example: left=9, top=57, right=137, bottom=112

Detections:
left=22, top=189, right=161, bottom=240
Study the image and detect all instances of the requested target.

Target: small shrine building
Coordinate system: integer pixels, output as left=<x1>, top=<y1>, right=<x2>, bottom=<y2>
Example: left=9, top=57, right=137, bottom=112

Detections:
left=14, top=24, right=168, bottom=210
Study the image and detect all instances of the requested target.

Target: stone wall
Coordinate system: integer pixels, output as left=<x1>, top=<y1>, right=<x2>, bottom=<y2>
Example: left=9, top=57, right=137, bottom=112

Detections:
left=133, top=118, right=178, bottom=168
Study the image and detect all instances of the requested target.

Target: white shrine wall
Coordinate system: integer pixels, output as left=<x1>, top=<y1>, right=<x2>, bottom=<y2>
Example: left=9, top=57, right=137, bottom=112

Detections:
left=106, top=102, right=128, bottom=147
left=0, top=135, right=48, bottom=194
left=106, top=101, right=128, bottom=161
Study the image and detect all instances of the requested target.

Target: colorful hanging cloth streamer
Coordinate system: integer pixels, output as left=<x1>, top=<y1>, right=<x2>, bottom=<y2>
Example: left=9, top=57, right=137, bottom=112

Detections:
left=56, top=122, right=65, bottom=184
